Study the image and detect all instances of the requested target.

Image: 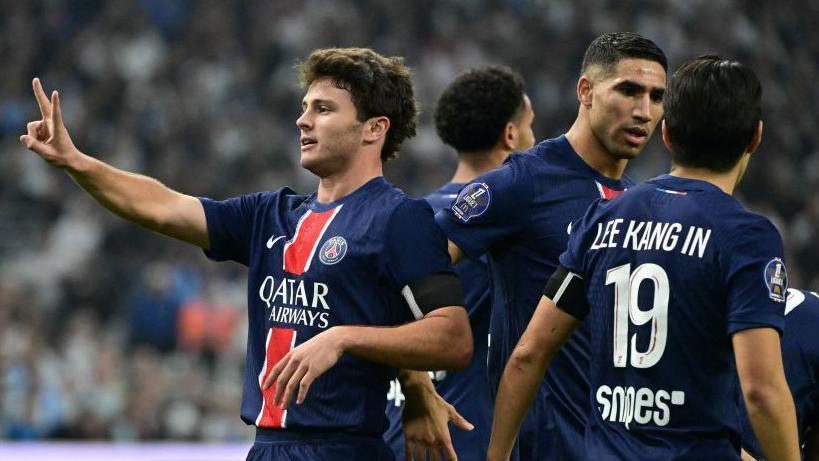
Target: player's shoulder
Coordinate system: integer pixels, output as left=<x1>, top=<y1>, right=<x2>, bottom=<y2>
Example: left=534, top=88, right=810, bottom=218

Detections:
left=367, top=181, right=435, bottom=225
left=720, top=206, right=781, bottom=243
left=508, top=136, right=566, bottom=168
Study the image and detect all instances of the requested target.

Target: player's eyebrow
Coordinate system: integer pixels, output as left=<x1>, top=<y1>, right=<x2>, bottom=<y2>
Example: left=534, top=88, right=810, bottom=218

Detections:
left=614, top=80, right=666, bottom=98
left=302, top=98, right=337, bottom=109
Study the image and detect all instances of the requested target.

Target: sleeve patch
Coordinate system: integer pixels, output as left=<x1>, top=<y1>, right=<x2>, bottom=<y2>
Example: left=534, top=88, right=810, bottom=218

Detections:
left=451, top=182, right=491, bottom=222
left=764, top=258, right=788, bottom=303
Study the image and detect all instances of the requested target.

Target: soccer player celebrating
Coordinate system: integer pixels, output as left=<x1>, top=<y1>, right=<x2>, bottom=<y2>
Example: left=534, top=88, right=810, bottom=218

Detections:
left=435, top=32, right=666, bottom=459
left=488, top=55, right=799, bottom=460
left=741, top=288, right=819, bottom=461
left=384, top=66, right=535, bottom=461
left=20, top=48, right=473, bottom=460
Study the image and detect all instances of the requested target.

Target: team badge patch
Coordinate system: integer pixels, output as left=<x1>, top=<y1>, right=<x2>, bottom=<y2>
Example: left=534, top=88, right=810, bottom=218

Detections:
left=451, top=182, right=491, bottom=223
left=319, top=236, right=347, bottom=265
left=764, top=257, right=788, bottom=303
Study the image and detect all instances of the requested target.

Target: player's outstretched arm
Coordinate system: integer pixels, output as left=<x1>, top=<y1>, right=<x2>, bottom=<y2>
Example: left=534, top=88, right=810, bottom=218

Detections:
left=19, top=78, right=209, bottom=248
left=486, top=296, right=579, bottom=461
left=734, top=327, right=800, bottom=461
left=400, top=370, right=474, bottom=461
left=263, top=305, right=472, bottom=409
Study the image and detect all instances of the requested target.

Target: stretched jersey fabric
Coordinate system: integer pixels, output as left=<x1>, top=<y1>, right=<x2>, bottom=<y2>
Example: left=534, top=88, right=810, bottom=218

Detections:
left=384, top=183, right=493, bottom=461
left=741, top=288, right=819, bottom=460
left=435, top=136, right=631, bottom=460
left=559, top=175, right=787, bottom=460
left=200, top=177, right=455, bottom=437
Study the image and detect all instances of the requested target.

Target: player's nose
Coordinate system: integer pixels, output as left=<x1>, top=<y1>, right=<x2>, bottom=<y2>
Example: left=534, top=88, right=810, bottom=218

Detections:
left=632, top=95, right=652, bottom=123
left=296, top=110, right=312, bottom=130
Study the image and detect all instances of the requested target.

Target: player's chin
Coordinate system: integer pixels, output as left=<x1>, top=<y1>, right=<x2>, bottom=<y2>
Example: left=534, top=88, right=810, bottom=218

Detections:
left=300, top=152, right=320, bottom=171
left=614, top=142, right=645, bottom=160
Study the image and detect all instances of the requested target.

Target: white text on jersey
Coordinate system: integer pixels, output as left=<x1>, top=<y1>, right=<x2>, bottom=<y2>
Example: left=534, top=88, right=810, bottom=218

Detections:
left=590, top=219, right=712, bottom=258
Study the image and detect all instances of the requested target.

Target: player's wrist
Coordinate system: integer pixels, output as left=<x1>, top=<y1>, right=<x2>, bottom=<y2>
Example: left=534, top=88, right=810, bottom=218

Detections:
left=63, top=148, right=92, bottom=174
left=398, top=370, right=435, bottom=394
left=327, top=325, right=353, bottom=353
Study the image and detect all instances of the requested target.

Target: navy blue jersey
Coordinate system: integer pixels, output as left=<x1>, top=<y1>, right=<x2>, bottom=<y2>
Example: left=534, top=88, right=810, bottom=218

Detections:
left=200, top=177, right=455, bottom=436
left=384, top=183, right=493, bottom=460
left=559, top=175, right=787, bottom=460
left=741, top=288, right=819, bottom=460
left=435, top=136, right=631, bottom=459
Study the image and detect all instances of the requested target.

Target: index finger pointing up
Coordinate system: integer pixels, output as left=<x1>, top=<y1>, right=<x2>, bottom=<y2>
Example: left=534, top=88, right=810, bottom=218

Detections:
left=32, top=78, right=51, bottom=119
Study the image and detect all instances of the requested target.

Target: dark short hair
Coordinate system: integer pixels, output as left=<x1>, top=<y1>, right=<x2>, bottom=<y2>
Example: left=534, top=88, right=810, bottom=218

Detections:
left=297, top=47, right=419, bottom=162
left=434, top=66, right=526, bottom=153
left=581, top=32, right=668, bottom=79
left=664, top=55, right=762, bottom=172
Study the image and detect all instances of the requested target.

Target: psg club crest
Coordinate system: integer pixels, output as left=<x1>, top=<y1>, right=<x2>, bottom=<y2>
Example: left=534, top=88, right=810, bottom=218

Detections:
left=319, top=236, right=348, bottom=265
left=764, top=257, right=788, bottom=303
left=451, top=182, right=491, bottom=223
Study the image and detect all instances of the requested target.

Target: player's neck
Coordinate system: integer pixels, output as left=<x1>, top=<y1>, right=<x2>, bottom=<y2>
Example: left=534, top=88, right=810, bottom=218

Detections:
left=565, top=119, right=628, bottom=180
left=667, top=164, right=741, bottom=195
left=317, top=158, right=383, bottom=203
left=450, top=148, right=509, bottom=183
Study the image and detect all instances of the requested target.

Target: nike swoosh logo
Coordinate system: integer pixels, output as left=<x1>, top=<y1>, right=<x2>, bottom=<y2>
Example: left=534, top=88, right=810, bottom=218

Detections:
left=266, top=235, right=286, bottom=249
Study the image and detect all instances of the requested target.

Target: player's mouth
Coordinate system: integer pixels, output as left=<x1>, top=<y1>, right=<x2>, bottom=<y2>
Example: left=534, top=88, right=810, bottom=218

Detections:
left=623, top=127, right=648, bottom=146
left=300, top=137, right=318, bottom=151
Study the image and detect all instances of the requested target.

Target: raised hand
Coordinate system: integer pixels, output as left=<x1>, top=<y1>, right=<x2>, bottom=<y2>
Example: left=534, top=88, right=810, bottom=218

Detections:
left=20, top=77, right=81, bottom=169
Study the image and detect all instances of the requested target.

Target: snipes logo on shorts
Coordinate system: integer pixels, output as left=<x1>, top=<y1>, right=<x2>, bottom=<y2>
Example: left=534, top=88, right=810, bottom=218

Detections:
left=319, top=236, right=347, bottom=265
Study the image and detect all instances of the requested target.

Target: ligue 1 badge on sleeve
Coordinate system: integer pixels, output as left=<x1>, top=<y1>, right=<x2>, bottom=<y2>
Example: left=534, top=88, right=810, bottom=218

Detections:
left=451, top=182, right=491, bottom=223
left=764, top=257, right=788, bottom=303
left=319, top=236, right=348, bottom=265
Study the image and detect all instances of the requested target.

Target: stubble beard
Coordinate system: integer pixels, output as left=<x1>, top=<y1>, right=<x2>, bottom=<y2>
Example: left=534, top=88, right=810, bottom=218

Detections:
left=301, top=121, right=364, bottom=178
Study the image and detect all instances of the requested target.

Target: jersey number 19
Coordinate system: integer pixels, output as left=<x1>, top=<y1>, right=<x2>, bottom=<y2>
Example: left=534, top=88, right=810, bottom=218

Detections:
left=606, top=263, right=669, bottom=369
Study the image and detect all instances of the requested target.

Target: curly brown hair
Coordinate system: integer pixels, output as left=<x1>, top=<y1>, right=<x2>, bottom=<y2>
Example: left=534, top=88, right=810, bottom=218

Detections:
left=297, top=48, right=419, bottom=162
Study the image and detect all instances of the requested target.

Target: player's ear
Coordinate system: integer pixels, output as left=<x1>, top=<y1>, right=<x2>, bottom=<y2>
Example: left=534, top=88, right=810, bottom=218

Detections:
left=661, top=119, right=673, bottom=153
left=577, top=75, right=593, bottom=107
left=363, top=116, right=390, bottom=144
left=745, top=120, right=763, bottom=155
left=500, top=121, right=517, bottom=151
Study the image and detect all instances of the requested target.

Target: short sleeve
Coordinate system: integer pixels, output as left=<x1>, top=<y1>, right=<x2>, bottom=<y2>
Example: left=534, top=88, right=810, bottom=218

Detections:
left=723, top=217, right=787, bottom=336
left=434, top=157, right=534, bottom=259
left=384, top=199, right=455, bottom=289
left=199, top=191, right=269, bottom=265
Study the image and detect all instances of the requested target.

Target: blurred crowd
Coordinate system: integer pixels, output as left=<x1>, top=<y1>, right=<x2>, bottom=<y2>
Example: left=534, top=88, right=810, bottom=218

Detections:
left=1, top=0, right=817, bottom=441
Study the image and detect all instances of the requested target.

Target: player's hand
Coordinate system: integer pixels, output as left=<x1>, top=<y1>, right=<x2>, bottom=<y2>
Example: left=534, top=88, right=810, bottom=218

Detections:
left=262, top=327, right=345, bottom=409
left=402, top=378, right=473, bottom=461
left=20, top=78, right=81, bottom=169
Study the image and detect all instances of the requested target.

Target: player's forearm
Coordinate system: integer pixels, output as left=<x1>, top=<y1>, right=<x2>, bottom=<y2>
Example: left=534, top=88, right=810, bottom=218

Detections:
left=334, top=306, right=472, bottom=370
left=65, top=152, right=208, bottom=247
left=486, top=342, right=550, bottom=461
left=744, top=382, right=800, bottom=461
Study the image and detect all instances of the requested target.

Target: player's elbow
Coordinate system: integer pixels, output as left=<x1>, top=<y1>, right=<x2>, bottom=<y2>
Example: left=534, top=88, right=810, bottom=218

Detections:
left=448, top=317, right=474, bottom=370
left=444, top=309, right=473, bottom=370
left=452, top=334, right=474, bottom=370
left=741, top=379, right=789, bottom=416
left=508, top=339, right=549, bottom=374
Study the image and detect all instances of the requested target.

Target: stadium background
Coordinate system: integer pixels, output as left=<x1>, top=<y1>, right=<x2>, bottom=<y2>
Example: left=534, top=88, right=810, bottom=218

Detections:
left=1, top=0, right=817, bottom=447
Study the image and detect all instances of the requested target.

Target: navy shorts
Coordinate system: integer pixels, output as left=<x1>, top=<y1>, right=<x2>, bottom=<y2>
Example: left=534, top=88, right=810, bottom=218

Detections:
left=247, top=428, right=395, bottom=461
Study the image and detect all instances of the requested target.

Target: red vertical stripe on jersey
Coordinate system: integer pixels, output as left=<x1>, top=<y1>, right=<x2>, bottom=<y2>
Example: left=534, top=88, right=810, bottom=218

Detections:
left=596, top=182, right=626, bottom=200
left=283, top=207, right=340, bottom=275
left=256, top=327, right=297, bottom=428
